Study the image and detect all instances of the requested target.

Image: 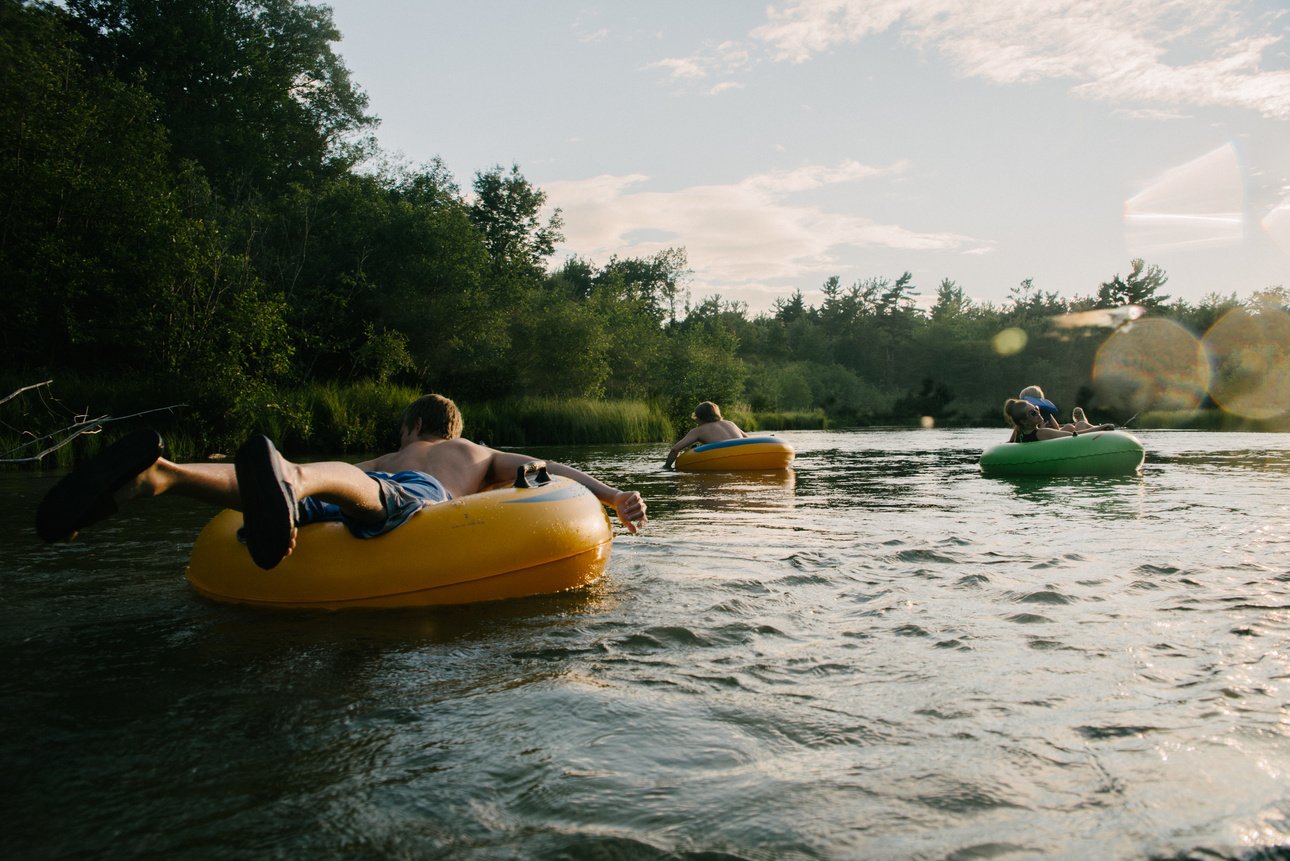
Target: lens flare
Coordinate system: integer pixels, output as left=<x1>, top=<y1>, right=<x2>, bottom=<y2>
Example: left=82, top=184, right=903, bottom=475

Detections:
left=1093, top=318, right=1209, bottom=414
left=992, top=327, right=1027, bottom=356
left=1202, top=307, right=1290, bottom=420
left=1262, top=198, right=1290, bottom=255
left=1051, top=305, right=1145, bottom=330
left=1124, top=143, right=1243, bottom=254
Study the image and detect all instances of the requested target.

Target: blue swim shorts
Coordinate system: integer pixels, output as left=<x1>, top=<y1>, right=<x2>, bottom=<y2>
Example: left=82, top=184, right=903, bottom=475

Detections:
left=296, top=470, right=452, bottom=539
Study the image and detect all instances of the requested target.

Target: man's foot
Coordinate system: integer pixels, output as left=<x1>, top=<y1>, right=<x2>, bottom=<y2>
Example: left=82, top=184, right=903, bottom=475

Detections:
left=35, top=429, right=165, bottom=542
left=234, top=434, right=297, bottom=570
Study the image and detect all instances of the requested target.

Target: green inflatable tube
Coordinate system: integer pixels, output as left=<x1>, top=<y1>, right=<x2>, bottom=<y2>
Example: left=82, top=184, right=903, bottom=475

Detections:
left=979, top=429, right=1145, bottom=477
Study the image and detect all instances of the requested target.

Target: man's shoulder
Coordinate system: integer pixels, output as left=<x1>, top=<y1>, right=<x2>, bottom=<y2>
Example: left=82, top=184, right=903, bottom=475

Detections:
left=696, top=421, right=744, bottom=442
left=421, top=437, right=484, bottom=456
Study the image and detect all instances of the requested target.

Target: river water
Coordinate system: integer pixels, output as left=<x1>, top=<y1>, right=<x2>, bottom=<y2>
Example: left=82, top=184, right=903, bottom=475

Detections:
left=3, top=429, right=1288, bottom=860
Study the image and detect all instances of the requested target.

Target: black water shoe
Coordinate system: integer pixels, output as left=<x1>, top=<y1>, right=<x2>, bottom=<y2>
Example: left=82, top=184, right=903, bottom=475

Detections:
left=234, top=434, right=296, bottom=570
left=35, top=429, right=165, bottom=542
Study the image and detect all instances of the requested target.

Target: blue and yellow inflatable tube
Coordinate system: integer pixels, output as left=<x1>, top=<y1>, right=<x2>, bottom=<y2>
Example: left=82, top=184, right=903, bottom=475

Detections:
left=674, top=436, right=795, bottom=472
left=979, top=429, right=1145, bottom=477
left=185, top=475, right=613, bottom=609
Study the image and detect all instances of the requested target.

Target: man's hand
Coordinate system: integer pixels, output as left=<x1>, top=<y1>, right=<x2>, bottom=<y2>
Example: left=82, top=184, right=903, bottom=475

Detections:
left=611, top=490, right=647, bottom=533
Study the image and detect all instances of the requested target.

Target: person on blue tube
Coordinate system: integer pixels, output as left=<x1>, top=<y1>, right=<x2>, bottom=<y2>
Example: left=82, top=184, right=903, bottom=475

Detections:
left=663, top=401, right=747, bottom=469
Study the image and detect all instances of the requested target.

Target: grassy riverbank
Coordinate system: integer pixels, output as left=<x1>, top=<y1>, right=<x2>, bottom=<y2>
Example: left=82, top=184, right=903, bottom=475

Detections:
left=18, top=375, right=1282, bottom=472
left=2, top=377, right=830, bottom=468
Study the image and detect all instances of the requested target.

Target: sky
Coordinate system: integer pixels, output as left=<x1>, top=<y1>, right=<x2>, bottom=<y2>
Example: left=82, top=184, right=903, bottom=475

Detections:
left=325, top=0, right=1290, bottom=315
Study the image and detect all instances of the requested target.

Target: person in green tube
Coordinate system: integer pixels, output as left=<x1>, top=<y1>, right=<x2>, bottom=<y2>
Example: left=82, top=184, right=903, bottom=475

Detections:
left=1005, top=397, right=1115, bottom=443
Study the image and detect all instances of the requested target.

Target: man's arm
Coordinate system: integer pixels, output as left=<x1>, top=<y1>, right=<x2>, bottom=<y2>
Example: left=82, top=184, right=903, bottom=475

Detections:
left=663, top=428, right=702, bottom=469
left=487, top=449, right=646, bottom=533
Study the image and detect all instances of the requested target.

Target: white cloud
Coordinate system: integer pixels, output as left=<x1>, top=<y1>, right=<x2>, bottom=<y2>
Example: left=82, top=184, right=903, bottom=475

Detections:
left=1112, top=107, right=1194, bottom=121
left=742, top=0, right=1290, bottom=119
left=752, top=0, right=907, bottom=63
left=542, top=163, right=987, bottom=295
left=649, top=56, right=707, bottom=80
left=650, top=38, right=754, bottom=86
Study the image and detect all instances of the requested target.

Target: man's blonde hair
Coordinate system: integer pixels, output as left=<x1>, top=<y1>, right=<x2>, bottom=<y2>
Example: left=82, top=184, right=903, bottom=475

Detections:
left=693, top=401, right=722, bottom=423
left=400, top=394, right=463, bottom=439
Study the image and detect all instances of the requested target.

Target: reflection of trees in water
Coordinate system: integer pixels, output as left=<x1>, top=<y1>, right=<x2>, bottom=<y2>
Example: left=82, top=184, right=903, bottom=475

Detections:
left=1000, top=474, right=1146, bottom=503
left=1154, top=450, right=1290, bottom=473
left=799, top=445, right=978, bottom=511
left=673, top=469, right=797, bottom=513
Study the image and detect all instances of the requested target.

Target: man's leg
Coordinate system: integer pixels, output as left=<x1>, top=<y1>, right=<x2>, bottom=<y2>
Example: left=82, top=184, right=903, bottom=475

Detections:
left=234, top=434, right=386, bottom=570
left=37, top=428, right=388, bottom=569
left=36, top=429, right=263, bottom=542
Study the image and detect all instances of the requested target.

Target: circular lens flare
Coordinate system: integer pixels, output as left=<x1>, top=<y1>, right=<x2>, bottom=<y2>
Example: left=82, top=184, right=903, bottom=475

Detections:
left=1093, top=318, right=1209, bottom=414
left=993, top=327, right=1027, bottom=356
left=1203, top=306, right=1290, bottom=420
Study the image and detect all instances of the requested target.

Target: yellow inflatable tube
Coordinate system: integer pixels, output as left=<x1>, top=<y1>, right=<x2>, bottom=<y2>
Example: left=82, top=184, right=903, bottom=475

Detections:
left=186, top=472, right=613, bottom=610
left=674, top=436, right=795, bottom=472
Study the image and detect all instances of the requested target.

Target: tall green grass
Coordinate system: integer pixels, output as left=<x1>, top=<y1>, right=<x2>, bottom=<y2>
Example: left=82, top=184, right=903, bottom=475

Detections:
left=298, top=381, right=422, bottom=454
left=751, top=409, right=829, bottom=430
left=0, top=427, right=204, bottom=470
left=463, top=398, right=673, bottom=447
left=5, top=373, right=789, bottom=468
left=1, top=375, right=423, bottom=467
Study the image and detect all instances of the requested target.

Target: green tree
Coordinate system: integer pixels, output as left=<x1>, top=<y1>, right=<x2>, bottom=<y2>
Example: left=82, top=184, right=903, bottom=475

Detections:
left=1006, top=277, right=1067, bottom=323
left=773, top=289, right=807, bottom=323
left=662, top=297, right=747, bottom=429
left=509, top=294, right=610, bottom=398
left=931, top=278, right=971, bottom=322
left=469, top=164, right=564, bottom=280
left=590, top=248, right=688, bottom=322
left=0, top=0, right=291, bottom=397
left=1095, top=258, right=1170, bottom=308
left=372, top=162, right=496, bottom=392
left=65, top=0, right=374, bottom=198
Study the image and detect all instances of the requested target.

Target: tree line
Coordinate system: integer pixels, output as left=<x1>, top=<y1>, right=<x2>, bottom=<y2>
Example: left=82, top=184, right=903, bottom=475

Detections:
left=2, top=0, right=1283, bottom=453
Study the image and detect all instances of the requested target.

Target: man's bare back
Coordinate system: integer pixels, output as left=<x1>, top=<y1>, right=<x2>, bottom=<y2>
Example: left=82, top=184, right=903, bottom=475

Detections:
left=691, top=419, right=744, bottom=444
left=357, top=438, right=499, bottom=499
left=663, top=409, right=749, bottom=470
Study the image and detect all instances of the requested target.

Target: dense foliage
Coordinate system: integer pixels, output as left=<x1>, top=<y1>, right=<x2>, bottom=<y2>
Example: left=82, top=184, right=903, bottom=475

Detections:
left=2, top=0, right=1284, bottom=453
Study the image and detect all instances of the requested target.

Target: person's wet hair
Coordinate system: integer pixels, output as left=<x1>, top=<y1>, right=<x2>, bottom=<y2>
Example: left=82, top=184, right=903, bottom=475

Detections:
left=401, top=394, right=463, bottom=439
left=693, top=401, right=722, bottom=423
left=1003, top=398, right=1031, bottom=427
